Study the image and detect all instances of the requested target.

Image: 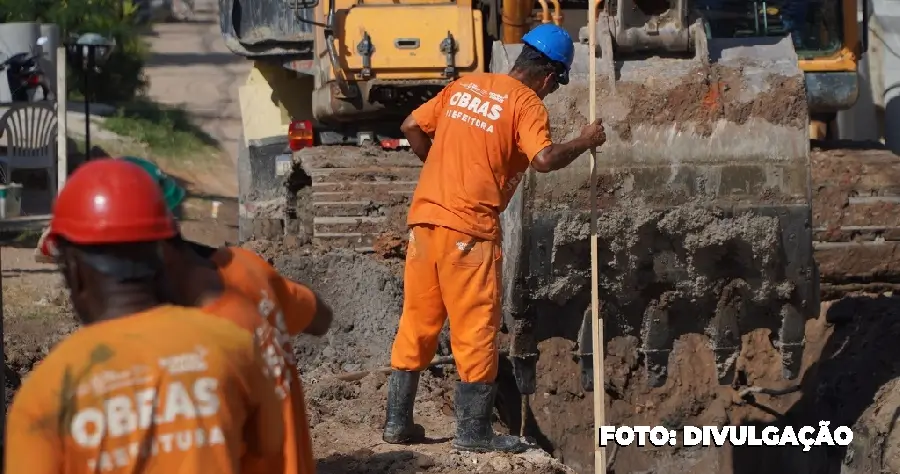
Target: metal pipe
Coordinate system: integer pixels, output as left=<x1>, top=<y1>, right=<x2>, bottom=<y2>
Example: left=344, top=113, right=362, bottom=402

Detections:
left=549, top=0, right=562, bottom=25
left=83, top=52, right=92, bottom=161
left=329, top=350, right=511, bottom=382
left=537, top=0, right=551, bottom=24
left=324, top=0, right=354, bottom=98
left=501, top=0, right=531, bottom=43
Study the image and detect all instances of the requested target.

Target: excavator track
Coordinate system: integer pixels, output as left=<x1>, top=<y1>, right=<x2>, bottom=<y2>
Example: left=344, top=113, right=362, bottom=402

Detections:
left=811, top=141, right=900, bottom=296
left=293, top=141, right=900, bottom=283
left=293, top=146, right=423, bottom=253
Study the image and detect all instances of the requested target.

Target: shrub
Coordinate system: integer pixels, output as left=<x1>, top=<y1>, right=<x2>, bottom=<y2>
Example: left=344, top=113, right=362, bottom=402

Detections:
left=0, top=0, right=148, bottom=102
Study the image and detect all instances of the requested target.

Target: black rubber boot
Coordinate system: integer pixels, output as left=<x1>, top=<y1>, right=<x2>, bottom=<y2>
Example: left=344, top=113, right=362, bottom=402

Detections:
left=452, top=381, right=527, bottom=453
left=382, top=370, right=426, bottom=444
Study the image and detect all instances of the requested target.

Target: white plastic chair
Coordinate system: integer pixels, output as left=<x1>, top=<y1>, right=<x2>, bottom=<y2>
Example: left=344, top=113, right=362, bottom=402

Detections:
left=0, top=102, right=59, bottom=199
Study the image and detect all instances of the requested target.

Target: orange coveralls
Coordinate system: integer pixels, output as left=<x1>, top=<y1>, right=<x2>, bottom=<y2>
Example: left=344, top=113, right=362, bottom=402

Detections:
left=4, top=305, right=285, bottom=474
left=390, top=73, right=553, bottom=383
left=208, top=246, right=319, bottom=474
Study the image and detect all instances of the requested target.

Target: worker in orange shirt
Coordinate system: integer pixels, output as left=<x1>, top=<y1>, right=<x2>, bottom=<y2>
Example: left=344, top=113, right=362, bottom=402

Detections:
left=160, top=235, right=332, bottom=474
left=5, top=159, right=285, bottom=474
left=34, top=158, right=332, bottom=474
left=150, top=171, right=330, bottom=474
left=384, top=23, right=607, bottom=453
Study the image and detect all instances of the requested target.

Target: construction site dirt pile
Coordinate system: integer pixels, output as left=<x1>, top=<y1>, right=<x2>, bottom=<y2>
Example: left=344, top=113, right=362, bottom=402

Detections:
left=265, top=235, right=900, bottom=474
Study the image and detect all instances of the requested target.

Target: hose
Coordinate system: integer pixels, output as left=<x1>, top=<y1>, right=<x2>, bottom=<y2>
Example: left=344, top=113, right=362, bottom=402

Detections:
left=324, top=0, right=355, bottom=98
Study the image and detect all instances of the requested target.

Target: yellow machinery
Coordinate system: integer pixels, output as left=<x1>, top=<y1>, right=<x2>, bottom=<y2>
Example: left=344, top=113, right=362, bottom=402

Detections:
left=220, top=0, right=864, bottom=139
left=219, top=0, right=866, bottom=399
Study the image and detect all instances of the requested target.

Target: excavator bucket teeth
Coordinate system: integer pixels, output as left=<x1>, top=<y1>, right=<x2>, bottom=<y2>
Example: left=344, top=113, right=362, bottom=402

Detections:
left=494, top=36, right=817, bottom=388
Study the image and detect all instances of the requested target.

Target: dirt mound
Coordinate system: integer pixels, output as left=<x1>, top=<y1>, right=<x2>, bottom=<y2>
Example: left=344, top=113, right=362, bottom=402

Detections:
left=274, top=251, right=408, bottom=376
left=308, top=371, right=575, bottom=474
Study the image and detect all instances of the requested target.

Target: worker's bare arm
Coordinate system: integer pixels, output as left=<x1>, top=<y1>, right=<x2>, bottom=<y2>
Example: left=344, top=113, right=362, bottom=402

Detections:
left=531, top=119, right=606, bottom=173
left=302, top=290, right=333, bottom=336
left=530, top=138, right=593, bottom=172
left=270, top=273, right=333, bottom=336
left=401, top=115, right=432, bottom=163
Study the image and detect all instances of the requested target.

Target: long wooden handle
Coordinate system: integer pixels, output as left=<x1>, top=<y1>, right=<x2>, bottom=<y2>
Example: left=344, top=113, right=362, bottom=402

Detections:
left=587, top=4, right=607, bottom=473
left=329, top=351, right=511, bottom=382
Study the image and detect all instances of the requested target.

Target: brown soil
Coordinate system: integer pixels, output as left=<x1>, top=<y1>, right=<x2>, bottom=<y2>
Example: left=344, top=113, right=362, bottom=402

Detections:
left=528, top=314, right=832, bottom=473
left=2, top=246, right=76, bottom=407
left=617, top=65, right=806, bottom=139
left=373, top=231, right=408, bottom=260
left=552, top=64, right=807, bottom=141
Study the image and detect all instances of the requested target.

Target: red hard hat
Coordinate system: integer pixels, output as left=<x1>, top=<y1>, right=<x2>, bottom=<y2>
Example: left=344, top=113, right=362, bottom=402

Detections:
left=49, top=158, right=177, bottom=244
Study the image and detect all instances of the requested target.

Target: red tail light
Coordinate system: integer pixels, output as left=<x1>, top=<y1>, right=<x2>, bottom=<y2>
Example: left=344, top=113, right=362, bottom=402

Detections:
left=288, top=120, right=314, bottom=151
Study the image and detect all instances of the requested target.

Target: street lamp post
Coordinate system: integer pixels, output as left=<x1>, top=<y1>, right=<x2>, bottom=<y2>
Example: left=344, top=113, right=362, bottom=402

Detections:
left=64, top=33, right=115, bottom=161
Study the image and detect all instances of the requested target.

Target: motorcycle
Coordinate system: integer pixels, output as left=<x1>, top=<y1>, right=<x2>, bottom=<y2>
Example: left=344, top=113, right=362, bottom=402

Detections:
left=0, top=37, right=53, bottom=103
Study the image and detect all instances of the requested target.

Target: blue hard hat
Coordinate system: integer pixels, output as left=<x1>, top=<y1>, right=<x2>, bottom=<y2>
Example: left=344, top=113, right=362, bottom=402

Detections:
left=522, top=24, right=575, bottom=84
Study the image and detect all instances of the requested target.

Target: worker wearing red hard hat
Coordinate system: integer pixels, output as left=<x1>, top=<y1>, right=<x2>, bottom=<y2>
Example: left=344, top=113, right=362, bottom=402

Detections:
left=133, top=157, right=332, bottom=474
left=33, top=156, right=333, bottom=474
left=5, top=159, right=285, bottom=474
left=386, top=23, right=607, bottom=452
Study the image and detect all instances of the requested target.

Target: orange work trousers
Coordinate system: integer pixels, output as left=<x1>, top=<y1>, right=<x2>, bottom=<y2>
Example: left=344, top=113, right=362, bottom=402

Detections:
left=390, top=224, right=502, bottom=383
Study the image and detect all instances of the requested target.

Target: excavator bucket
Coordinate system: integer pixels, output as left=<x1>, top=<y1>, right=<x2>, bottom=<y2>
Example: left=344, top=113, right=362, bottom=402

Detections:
left=494, top=19, right=818, bottom=390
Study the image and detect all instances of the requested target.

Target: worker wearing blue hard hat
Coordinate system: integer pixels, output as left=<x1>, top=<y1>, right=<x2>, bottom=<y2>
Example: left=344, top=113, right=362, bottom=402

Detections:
left=385, top=22, right=607, bottom=454
left=522, top=23, right=576, bottom=85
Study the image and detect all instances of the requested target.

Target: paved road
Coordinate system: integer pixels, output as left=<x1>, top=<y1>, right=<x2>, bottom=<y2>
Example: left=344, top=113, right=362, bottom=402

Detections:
left=142, top=0, right=249, bottom=177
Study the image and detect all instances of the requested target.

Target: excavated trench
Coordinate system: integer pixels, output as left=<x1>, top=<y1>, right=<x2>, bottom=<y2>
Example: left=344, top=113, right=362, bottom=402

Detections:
left=266, top=235, right=900, bottom=474
left=261, top=192, right=806, bottom=473
left=247, top=51, right=900, bottom=472
left=258, top=136, right=900, bottom=474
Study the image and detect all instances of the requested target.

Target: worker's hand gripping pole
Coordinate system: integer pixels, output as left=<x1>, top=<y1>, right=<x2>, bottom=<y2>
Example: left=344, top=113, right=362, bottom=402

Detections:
left=588, top=1, right=606, bottom=473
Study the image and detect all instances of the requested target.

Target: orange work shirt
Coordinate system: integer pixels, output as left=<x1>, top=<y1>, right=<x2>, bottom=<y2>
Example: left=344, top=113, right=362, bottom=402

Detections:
left=4, top=305, right=285, bottom=474
left=408, top=73, right=553, bottom=241
left=210, top=246, right=318, bottom=474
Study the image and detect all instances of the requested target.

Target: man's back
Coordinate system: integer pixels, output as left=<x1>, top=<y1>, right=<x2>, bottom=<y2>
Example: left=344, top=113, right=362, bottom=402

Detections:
left=407, top=72, right=552, bottom=241
left=211, top=247, right=317, bottom=336
left=209, top=246, right=318, bottom=474
left=4, top=305, right=284, bottom=474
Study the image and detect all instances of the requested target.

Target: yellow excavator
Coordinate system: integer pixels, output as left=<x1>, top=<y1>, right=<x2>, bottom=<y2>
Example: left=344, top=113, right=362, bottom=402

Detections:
left=219, top=0, right=864, bottom=402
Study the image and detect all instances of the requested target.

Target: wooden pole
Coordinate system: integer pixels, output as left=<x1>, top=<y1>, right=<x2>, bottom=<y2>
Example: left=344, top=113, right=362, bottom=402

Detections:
left=0, top=229, right=5, bottom=446
left=587, top=3, right=607, bottom=473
